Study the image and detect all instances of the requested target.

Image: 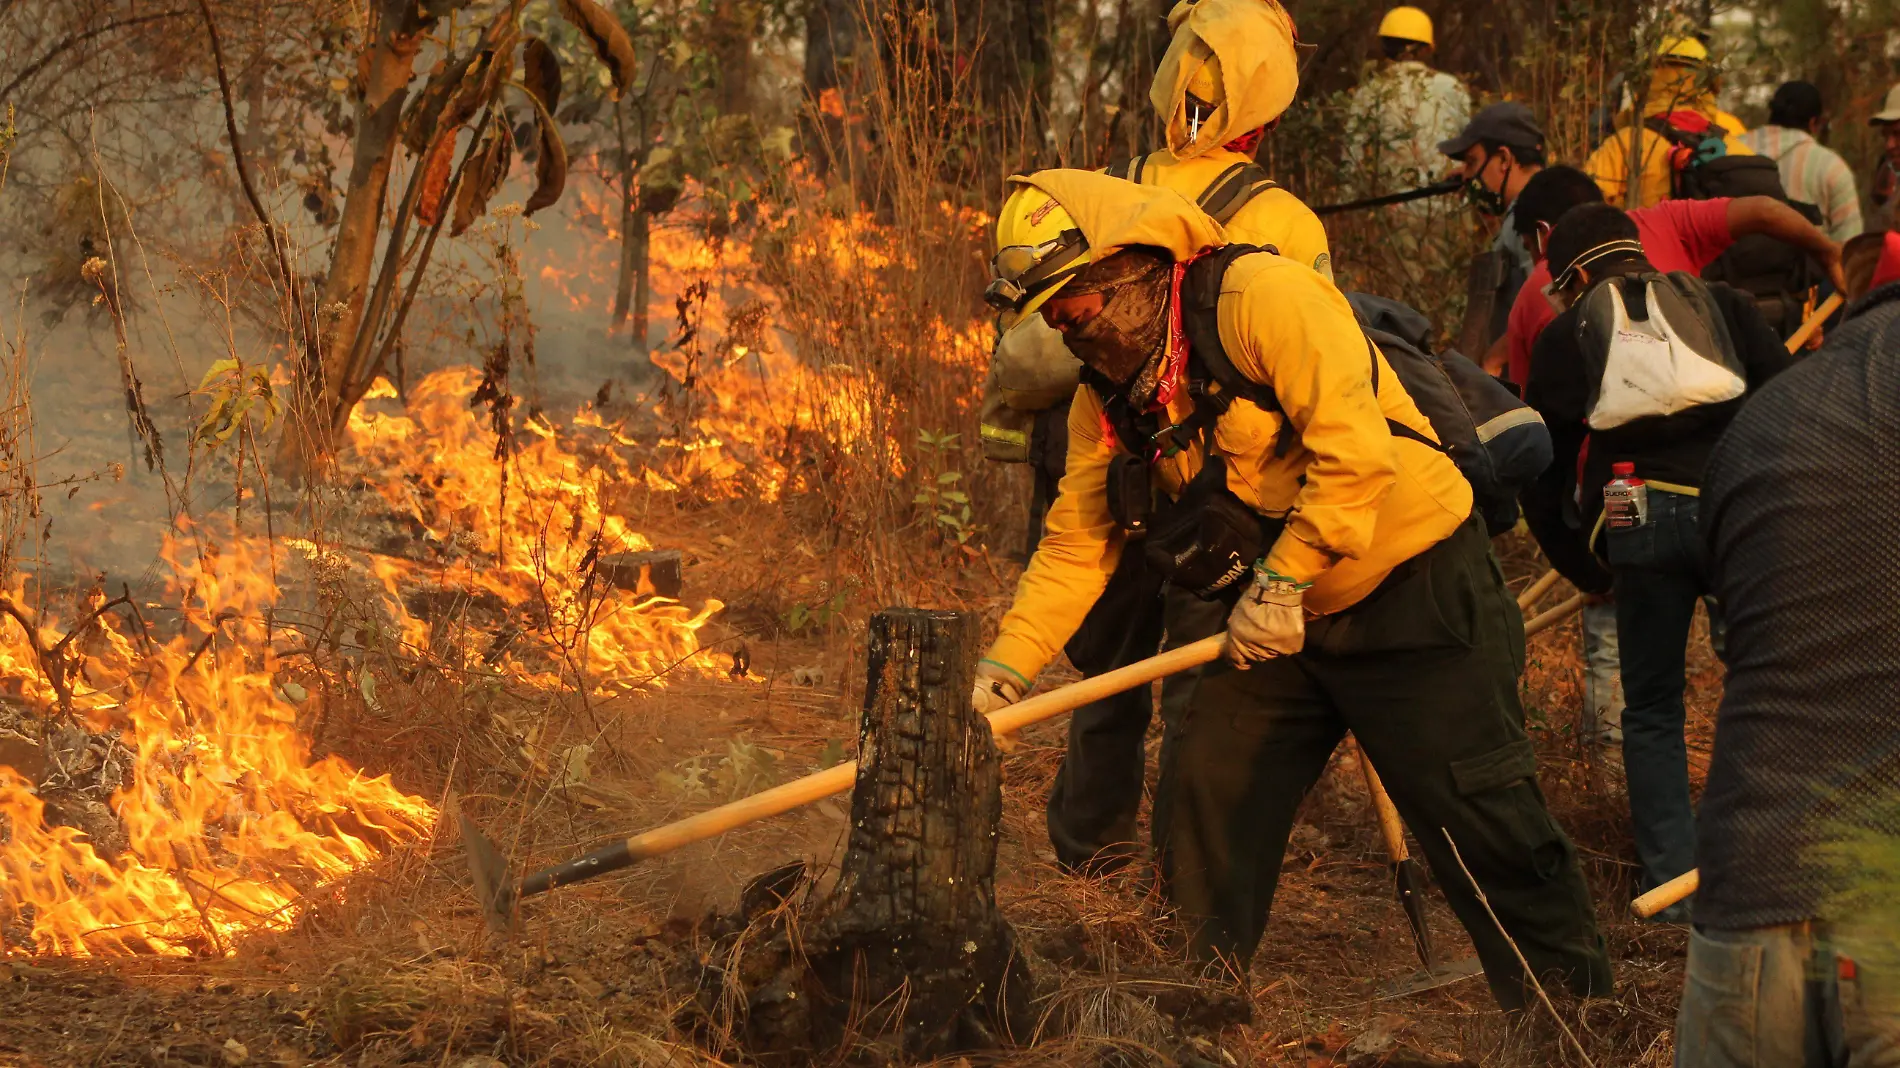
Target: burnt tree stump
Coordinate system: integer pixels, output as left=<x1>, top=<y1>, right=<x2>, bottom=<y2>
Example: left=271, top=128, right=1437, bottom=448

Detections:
left=811, top=608, right=1028, bottom=1051
left=684, top=608, right=1034, bottom=1062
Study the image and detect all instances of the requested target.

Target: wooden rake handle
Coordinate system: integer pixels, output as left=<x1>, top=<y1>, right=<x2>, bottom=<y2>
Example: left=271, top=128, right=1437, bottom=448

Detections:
left=511, top=635, right=1230, bottom=900
left=1632, top=868, right=1699, bottom=918
left=1786, top=293, right=1844, bottom=353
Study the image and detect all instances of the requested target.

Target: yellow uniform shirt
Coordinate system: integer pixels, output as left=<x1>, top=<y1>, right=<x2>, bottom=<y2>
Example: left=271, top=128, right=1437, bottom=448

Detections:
left=984, top=250, right=1473, bottom=683
left=1136, top=148, right=1334, bottom=280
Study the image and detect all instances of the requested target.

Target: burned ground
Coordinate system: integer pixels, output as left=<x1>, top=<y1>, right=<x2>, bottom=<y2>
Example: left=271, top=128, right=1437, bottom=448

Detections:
left=0, top=457, right=1718, bottom=1067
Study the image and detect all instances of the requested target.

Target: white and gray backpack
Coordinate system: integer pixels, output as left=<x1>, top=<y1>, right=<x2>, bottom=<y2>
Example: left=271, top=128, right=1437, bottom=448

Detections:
left=1576, top=271, right=1747, bottom=430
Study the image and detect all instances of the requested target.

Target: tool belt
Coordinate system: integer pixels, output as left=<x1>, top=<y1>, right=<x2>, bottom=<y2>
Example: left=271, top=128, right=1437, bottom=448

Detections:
left=1111, top=452, right=1283, bottom=603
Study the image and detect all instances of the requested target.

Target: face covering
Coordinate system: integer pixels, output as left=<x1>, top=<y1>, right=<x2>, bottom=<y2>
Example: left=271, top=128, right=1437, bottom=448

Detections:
left=1463, top=151, right=1511, bottom=217
left=1061, top=250, right=1174, bottom=390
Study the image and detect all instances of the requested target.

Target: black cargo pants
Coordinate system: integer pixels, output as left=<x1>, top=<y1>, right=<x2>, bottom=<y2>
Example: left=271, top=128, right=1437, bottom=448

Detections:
left=1153, top=516, right=1612, bottom=1009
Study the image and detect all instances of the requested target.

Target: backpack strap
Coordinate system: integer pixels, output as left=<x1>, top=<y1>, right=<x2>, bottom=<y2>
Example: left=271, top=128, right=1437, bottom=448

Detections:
left=1103, top=156, right=1147, bottom=185
left=1176, top=244, right=1301, bottom=456
left=1105, top=155, right=1274, bottom=224
left=1196, top=162, right=1278, bottom=225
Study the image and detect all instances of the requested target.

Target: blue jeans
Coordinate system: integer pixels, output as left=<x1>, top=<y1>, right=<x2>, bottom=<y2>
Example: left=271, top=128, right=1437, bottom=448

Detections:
left=1581, top=601, right=1625, bottom=742
left=1607, top=489, right=1707, bottom=901
left=1677, top=923, right=1900, bottom=1067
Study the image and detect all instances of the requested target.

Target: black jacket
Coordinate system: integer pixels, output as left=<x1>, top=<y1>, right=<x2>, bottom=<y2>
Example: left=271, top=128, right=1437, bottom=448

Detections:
left=1523, top=264, right=1793, bottom=551
left=1693, top=282, right=1900, bottom=928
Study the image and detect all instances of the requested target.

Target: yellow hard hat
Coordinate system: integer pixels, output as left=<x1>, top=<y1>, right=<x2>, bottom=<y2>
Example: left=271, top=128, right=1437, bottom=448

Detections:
left=1657, top=35, right=1708, bottom=65
left=985, top=184, right=1092, bottom=323
left=1186, top=54, right=1223, bottom=106
left=1377, top=6, right=1433, bottom=47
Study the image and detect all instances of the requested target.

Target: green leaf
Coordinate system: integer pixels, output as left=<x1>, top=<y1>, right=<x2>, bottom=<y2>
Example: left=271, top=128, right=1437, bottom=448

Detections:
left=941, top=490, right=969, bottom=504
left=936, top=471, right=960, bottom=484
left=912, top=491, right=934, bottom=504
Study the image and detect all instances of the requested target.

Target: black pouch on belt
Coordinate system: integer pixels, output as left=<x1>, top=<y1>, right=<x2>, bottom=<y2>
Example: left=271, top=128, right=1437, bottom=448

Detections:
left=1142, top=454, right=1285, bottom=603
left=1105, top=454, right=1153, bottom=536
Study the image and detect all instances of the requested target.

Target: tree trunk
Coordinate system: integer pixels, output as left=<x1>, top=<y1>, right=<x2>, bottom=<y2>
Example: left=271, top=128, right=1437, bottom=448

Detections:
left=277, top=0, right=433, bottom=477
left=681, top=608, right=1034, bottom=1062
left=801, top=0, right=860, bottom=176
left=706, top=0, right=760, bottom=117
left=612, top=190, right=652, bottom=353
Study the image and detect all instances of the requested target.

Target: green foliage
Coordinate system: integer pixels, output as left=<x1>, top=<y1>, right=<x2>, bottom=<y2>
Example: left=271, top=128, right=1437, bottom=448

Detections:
left=913, top=429, right=981, bottom=549
left=782, top=586, right=849, bottom=636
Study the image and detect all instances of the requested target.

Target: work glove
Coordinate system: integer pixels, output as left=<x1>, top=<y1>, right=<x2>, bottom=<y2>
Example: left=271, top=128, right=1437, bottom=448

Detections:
left=971, top=659, right=1027, bottom=715
left=1224, top=565, right=1310, bottom=669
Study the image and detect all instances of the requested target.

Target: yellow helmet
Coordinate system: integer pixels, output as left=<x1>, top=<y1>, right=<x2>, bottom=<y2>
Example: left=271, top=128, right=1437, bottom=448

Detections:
left=1186, top=53, right=1223, bottom=107
left=1657, top=35, right=1709, bottom=65
left=985, top=184, right=1092, bottom=323
left=1377, top=6, right=1433, bottom=47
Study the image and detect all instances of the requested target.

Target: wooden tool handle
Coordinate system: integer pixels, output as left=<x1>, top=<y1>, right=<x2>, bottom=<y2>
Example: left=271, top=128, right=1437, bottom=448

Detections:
left=1524, top=593, right=1585, bottom=638
left=1785, top=293, right=1843, bottom=353
left=616, top=634, right=1229, bottom=864
left=1632, top=868, right=1700, bottom=918
left=1516, top=569, right=1562, bottom=611
left=1357, top=746, right=1409, bottom=862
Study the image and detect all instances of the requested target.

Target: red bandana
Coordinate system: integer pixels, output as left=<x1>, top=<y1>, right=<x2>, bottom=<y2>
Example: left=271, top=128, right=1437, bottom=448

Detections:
left=1223, top=127, right=1267, bottom=156
left=1151, top=257, right=1196, bottom=411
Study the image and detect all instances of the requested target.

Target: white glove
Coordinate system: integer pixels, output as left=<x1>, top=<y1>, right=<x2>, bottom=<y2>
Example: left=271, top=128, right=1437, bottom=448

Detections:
left=1224, top=566, right=1309, bottom=669
left=972, top=660, right=1028, bottom=715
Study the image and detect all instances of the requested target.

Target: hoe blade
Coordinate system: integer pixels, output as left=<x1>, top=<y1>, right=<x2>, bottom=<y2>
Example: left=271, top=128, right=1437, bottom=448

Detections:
left=460, top=814, right=516, bottom=934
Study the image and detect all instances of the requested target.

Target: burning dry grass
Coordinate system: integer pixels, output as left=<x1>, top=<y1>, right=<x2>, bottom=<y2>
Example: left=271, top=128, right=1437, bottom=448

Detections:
left=0, top=534, right=436, bottom=957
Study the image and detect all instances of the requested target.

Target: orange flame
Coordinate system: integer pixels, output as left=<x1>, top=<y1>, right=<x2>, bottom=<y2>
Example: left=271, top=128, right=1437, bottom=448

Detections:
left=0, top=537, right=435, bottom=957
left=347, top=367, right=723, bottom=690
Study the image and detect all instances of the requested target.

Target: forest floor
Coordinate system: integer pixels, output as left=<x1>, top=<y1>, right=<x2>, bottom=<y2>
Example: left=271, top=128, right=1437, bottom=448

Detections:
left=0, top=471, right=1722, bottom=1068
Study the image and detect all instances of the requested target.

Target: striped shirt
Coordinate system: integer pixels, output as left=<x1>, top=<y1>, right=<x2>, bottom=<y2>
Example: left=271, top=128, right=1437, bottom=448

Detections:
left=1738, top=125, right=1864, bottom=241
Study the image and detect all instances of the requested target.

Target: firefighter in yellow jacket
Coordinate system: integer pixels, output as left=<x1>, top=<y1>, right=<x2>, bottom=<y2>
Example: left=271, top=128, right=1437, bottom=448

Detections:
left=975, top=168, right=1611, bottom=1008
left=985, top=0, right=1337, bottom=879
left=1585, top=36, right=1754, bottom=208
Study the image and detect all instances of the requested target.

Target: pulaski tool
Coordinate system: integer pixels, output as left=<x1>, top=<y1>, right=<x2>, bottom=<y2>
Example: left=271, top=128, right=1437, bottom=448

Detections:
left=1353, top=740, right=1435, bottom=968
left=462, top=634, right=1229, bottom=931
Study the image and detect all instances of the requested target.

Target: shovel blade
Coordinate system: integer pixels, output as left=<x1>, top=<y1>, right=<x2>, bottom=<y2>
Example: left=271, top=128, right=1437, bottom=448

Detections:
left=1394, top=856, right=1435, bottom=969
left=460, top=814, right=516, bottom=934
left=1376, top=955, right=1484, bottom=999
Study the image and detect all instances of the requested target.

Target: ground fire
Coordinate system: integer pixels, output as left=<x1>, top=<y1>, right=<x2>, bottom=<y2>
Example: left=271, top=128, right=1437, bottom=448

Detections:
left=6, top=0, right=1899, bottom=1063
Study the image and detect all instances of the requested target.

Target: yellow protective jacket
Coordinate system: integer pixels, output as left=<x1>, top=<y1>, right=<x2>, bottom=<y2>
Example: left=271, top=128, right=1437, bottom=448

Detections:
left=983, top=171, right=1474, bottom=685
left=1585, top=69, right=1753, bottom=208
left=1129, top=148, right=1333, bottom=279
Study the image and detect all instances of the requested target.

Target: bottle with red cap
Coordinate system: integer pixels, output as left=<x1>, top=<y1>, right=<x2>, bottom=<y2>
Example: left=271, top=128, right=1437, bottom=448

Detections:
left=1603, top=461, right=1649, bottom=529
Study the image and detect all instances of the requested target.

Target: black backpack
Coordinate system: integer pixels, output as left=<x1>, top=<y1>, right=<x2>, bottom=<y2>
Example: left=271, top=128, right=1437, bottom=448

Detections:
left=1345, top=293, right=1553, bottom=535
left=1644, top=115, right=1826, bottom=338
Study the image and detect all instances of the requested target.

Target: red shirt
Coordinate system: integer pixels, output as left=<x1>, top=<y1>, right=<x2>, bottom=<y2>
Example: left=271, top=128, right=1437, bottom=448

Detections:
left=1505, top=197, right=1736, bottom=387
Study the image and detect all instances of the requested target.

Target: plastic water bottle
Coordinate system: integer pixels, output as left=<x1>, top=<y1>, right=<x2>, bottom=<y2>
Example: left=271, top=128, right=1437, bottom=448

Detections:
left=1603, top=461, right=1649, bottom=529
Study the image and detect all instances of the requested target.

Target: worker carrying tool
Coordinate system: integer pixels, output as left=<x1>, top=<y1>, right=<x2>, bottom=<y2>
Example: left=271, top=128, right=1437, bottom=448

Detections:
left=972, top=168, right=1610, bottom=1009
left=976, top=0, right=1333, bottom=877
left=1523, top=203, right=1797, bottom=921
left=1674, top=231, right=1900, bottom=1064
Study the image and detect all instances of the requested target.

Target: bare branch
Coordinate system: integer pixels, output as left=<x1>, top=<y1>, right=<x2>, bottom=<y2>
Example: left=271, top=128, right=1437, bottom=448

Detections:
left=0, top=10, right=189, bottom=105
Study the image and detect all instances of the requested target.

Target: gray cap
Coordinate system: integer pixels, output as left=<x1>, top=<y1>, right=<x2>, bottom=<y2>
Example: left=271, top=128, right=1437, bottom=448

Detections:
left=1438, top=101, right=1546, bottom=158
